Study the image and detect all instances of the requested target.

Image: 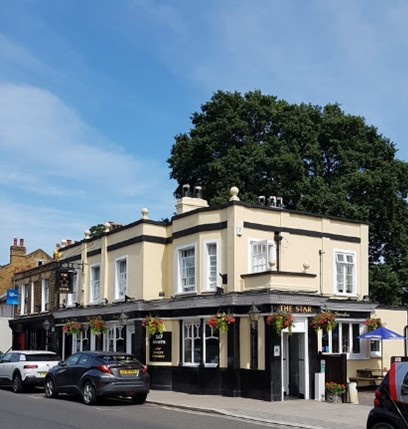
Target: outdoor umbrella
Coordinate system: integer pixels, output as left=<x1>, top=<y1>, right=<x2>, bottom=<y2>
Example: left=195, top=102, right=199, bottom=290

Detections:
left=358, top=326, right=405, bottom=371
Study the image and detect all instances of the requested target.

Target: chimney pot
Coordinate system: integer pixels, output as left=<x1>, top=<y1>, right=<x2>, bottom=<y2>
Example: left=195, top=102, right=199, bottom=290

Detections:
left=13, top=238, right=17, bottom=246
left=20, top=239, right=24, bottom=247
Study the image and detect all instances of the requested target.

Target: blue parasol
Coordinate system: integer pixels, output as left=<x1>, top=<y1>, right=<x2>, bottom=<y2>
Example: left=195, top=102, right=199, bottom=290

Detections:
left=358, top=326, right=405, bottom=371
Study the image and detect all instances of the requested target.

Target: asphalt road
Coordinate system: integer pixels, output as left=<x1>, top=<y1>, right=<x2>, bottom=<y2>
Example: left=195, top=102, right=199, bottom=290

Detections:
left=0, top=388, right=289, bottom=429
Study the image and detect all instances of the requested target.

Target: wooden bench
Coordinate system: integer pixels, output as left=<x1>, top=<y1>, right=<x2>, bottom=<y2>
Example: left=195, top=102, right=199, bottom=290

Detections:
left=349, top=369, right=383, bottom=387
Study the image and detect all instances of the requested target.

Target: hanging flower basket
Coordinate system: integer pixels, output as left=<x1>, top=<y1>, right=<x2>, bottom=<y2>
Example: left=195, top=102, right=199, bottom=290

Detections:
left=364, top=317, right=382, bottom=332
left=142, top=315, right=165, bottom=336
left=311, top=311, right=337, bottom=332
left=63, top=320, right=82, bottom=335
left=266, top=311, right=295, bottom=336
left=88, top=316, right=107, bottom=336
left=207, top=312, right=236, bottom=333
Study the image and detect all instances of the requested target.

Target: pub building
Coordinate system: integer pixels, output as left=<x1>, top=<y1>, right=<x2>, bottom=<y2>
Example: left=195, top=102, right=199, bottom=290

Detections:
left=9, top=186, right=405, bottom=401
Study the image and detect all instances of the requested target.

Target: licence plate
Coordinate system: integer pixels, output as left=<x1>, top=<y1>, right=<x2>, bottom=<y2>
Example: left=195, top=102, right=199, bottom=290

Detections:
left=39, top=372, right=47, bottom=378
left=120, top=369, right=139, bottom=376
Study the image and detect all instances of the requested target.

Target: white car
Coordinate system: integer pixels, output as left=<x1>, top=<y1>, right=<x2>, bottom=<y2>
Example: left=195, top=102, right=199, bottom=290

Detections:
left=0, top=350, right=60, bottom=393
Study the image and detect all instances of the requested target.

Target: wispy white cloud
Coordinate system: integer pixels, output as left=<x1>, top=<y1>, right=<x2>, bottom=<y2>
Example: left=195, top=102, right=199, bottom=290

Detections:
left=0, top=83, right=169, bottom=196
left=0, top=82, right=175, bottom=262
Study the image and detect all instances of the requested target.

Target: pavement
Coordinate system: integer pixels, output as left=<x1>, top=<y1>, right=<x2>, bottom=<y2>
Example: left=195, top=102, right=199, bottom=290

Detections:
left=147, top=387, right=375, bottom=429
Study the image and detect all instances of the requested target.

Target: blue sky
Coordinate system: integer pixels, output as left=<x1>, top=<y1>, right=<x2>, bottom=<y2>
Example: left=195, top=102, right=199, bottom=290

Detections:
left=0, top=0, right=407, bottom=263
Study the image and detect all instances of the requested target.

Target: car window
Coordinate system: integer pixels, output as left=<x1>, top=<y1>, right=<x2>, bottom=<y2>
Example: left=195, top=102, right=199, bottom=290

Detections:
left=101, top=354, right=138, bottom=364
left=11, top=354, right=21, bottom=362
left=65, top=354, right=81, bottom=366
left=26, top=354, right=60, bottom=361
left=0, top=353, right=12, bottom=363
left=78, top=354, right=91, bottom=365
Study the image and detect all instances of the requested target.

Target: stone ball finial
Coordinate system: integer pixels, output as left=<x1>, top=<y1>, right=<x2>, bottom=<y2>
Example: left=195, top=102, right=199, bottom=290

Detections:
left=230, top=186, right=240, bottom=201
left=84, top=230, right=91, bottom=239
left=141, top=208, right=149, bottom=219
left=104, top=222, right=111, bottom=233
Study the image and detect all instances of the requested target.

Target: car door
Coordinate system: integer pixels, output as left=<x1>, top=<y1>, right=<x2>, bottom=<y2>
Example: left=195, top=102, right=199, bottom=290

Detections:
left=0, top=353, right=13, bottom=385
left=54, top=353, right=81, bottom=393
left=68, top=353, right=92, bottom=393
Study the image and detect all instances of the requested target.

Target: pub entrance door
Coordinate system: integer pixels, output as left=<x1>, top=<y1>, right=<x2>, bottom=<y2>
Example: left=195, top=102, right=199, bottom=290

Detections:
left=282, top=332, right=306, bottom=399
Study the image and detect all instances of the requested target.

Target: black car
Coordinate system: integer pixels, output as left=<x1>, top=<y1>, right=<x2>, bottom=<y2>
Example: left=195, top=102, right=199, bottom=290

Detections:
left=44, top=351, right=150, bottom=405
left=366, top=362, right=408, bottom=429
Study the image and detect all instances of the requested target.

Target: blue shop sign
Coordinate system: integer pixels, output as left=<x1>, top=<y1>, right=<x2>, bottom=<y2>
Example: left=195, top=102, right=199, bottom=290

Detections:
left=6, top=289, right=18, bottom=305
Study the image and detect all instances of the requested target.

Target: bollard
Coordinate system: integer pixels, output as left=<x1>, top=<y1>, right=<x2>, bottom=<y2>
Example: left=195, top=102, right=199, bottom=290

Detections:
left=348, top=381, right=359, bottom=404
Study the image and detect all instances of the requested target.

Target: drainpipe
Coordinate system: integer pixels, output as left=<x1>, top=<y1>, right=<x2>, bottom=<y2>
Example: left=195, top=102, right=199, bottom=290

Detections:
left=274, top=232, right=282, bottom=271
left=319, top=250, right=325, bottom=294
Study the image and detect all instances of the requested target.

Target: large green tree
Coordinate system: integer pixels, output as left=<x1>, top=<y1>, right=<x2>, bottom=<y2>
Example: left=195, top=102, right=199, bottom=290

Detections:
left=168, top=90, right=408, bottom=305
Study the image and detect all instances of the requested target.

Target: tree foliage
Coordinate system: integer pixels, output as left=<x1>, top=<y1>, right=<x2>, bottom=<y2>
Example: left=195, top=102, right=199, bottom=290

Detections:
left=89, top=224, right=105, bottom=239
left=168, top=90, right=408, bottom=305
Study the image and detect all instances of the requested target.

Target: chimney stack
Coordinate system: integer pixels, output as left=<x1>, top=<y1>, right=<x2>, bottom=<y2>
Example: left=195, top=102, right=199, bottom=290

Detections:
left=10, top=237, right=27, bottom=263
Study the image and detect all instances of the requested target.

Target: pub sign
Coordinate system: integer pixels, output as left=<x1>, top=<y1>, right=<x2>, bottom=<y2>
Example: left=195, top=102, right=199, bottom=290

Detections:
left=149, top=332, right=171, bottom=362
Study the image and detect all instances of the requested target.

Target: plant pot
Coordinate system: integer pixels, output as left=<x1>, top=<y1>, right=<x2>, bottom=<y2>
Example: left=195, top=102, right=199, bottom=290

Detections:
left=326, top=393, right=342, bottom=403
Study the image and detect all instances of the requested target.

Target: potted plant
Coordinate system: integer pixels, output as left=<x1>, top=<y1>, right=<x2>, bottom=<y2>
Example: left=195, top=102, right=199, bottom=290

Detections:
left=266, top=311, right=295, bottom=336
left=207, top=312, right=236, bottom=333
left=63, top=320, right=82, bottom=335
left=325, top=381, right=346, bottom=403
left=311, top=311, right=337, bottom=332
left=142, top=315, right=165, bottom=336
left=364, top=317, right=382, bottom=332
left=88, top=316, right=107, bottom=336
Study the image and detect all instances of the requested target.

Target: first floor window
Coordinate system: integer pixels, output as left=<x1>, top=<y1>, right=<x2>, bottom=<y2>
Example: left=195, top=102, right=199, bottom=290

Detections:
left=179, top=246, right=195, bottom=292
left=90, top=265, right=101, bottom=303
left=21, top=284, right=29, bottom=315
left=66, top=271, right=79, bottom=307
left=250, top=240, right=276, bottom=272
left=115, top=258, right=127, bottom=300
left=335, top=251, right=355, bottom=295
left=206, top=243, right=218, bottom=290
left=41, top=279, right=49, bottom=312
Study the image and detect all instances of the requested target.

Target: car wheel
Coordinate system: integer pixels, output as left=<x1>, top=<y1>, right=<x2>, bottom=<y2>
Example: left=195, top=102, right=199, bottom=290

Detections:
left=82, top=381, right=97, bottom=405
left=131, top=393, right=147, bottom=404
left=12, top=374, right=23, bottom=393
left=371, top=422, right=396, bottom=429
left=44, top=377, right=58, bottom=399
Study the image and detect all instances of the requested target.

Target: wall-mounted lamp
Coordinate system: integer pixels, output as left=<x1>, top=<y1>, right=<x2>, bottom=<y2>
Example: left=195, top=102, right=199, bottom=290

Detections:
left=248, top=304, right=260, bottom=369
left=248, top=304, right=260, bottom=328
left=118, top=310, right=128, bottom=328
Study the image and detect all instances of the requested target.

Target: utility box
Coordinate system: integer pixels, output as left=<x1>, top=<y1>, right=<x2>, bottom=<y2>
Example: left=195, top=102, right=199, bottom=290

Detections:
left=315, top=372, right=325, bottom=401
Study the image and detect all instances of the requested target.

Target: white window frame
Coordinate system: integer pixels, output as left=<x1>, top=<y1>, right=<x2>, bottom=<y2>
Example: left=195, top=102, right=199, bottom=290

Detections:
left=204, top=322, right=219, bottom=366
left=66, top=271, right=79, bottom=307
left=176, top=243, right=196, bottom=294
left=183, top=319, right=201, bottom=366
left=41, top=279, right=49, bottom=312
left=334, top=250, right=356, bottom=296
left=203, top=240, right=220, bottom=291
left=115, top=257, right=128, bottom=301
left=30, top=282, right=35, bottom=314
left=90, top=264, right=101, bottom=304
left=20, top=284, right=28, bottom=315
left=321, top=320, right=365, bottom=359
left=249, top=239, right=276, bottom=273
left=182, top=319, right=219, bottom=367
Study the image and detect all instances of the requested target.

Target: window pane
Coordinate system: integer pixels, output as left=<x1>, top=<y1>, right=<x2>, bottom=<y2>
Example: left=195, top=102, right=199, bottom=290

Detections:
left=181, top=248, right=195, bottom=291
left=332, top=325, right=339, bottom=353
left=352, top=324, right=360, bottom=353
left=341, top=323, right=349, bottom=353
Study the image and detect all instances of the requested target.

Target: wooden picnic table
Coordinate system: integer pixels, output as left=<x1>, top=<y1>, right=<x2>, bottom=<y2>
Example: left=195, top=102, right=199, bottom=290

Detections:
left=349, top=368, right=385, bottom=387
